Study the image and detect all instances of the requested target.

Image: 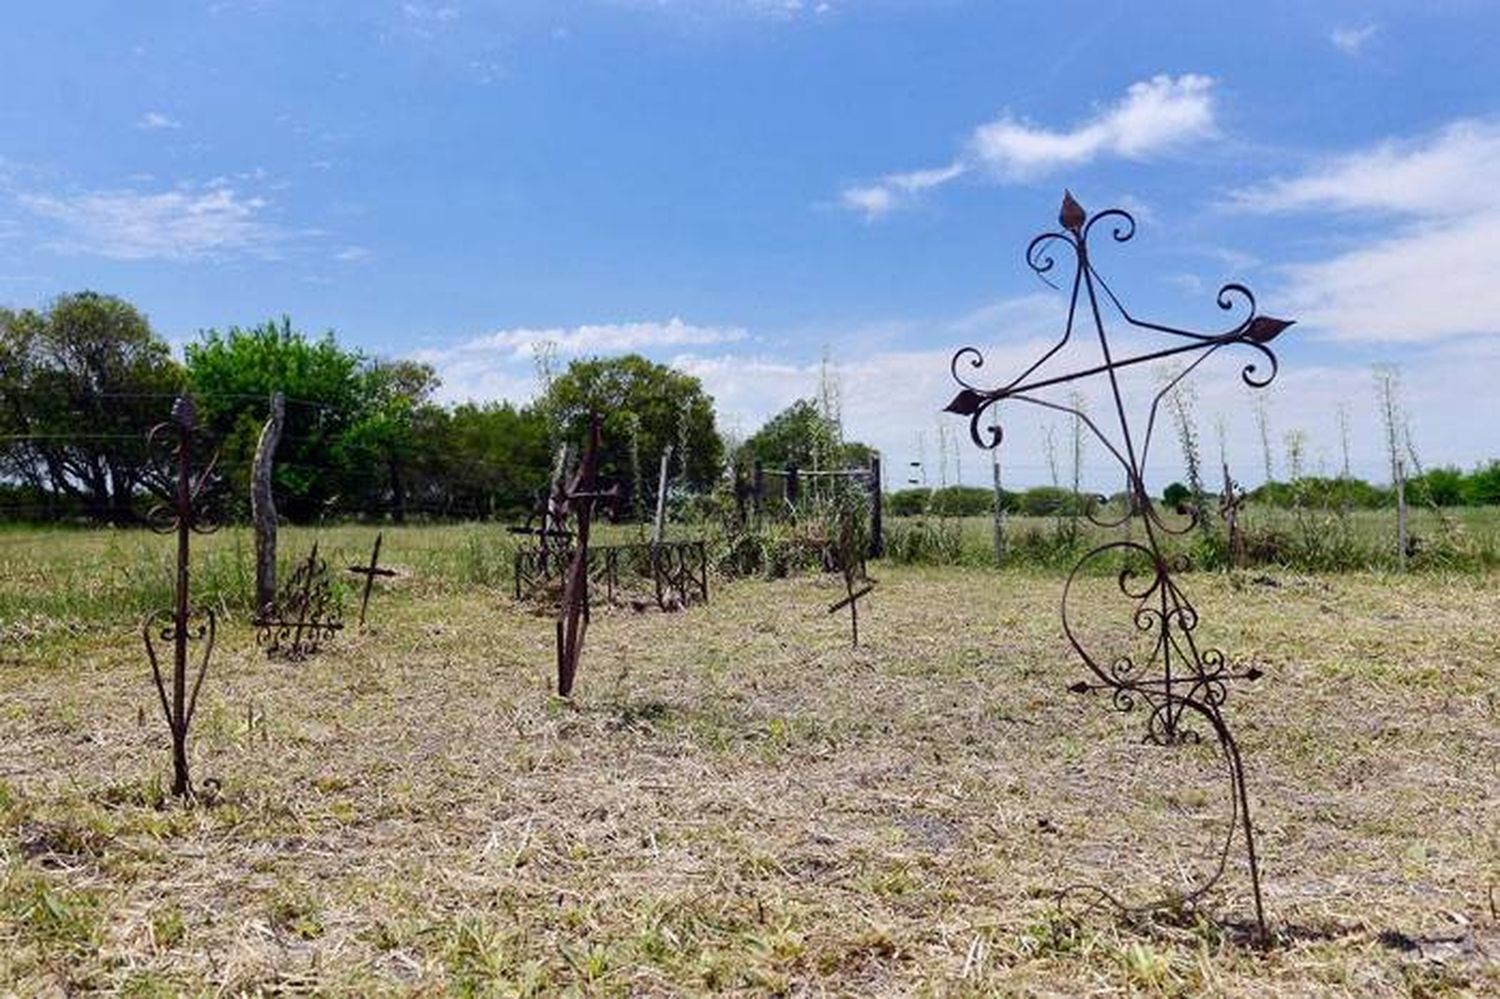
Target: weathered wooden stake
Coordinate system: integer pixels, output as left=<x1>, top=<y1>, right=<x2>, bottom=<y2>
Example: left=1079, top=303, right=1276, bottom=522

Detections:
left=652, top=446, right=672, bottom=546
left=252, top=392, right=284, bottom=615
left=1396, top=458, right=1409, bottom=571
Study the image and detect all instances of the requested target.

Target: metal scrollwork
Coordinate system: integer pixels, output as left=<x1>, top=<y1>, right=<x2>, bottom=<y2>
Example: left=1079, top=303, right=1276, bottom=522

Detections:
left=140, top=395, right=220, bottom=799
left=945, top=191, right=1291, bottom=940
left=254, top=541, right=344, bottom=659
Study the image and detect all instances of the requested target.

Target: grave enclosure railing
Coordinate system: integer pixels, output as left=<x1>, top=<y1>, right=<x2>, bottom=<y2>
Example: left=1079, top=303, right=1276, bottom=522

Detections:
left=513, top=538, right=710, bottom=610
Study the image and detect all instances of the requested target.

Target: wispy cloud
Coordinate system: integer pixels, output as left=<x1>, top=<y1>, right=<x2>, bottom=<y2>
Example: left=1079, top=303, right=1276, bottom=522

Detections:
left=613, top=0, right=835, bottom=20
left=136, top=111, right=182, bottom=130
left=417, top=318, right=749, bottom=402
left=1331, top=24, right=1378, bottom=56
left=841, top=75, right=1216, bottom=219
left=1231, top=119, right=1500, bottom=342
left=19, top=182, right=288, bottom=261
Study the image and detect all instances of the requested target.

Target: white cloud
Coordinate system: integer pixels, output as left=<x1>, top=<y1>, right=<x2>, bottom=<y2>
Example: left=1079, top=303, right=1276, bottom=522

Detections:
left=1331, top=24, right=1378, bottom=56
left=20, top=183, right=287, bottom=261
left=841, top=75, right=1216, bottom=218
left=334, top=245, right=372, bottom=262
left=417, top=318, right=749, bottom=402
left=136, top=111, right=182, bottom=130
left=1232, top=119, right=1500, bottom=342
left=841, top=163, right=967, bottom=220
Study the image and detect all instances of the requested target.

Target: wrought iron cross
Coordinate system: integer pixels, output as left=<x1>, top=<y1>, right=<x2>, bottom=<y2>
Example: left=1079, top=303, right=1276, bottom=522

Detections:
left=141, top=396, right=220, bottom=799
left=346, top=531, right=396, bottom=628
left=945, top=192, right=1292, bottom=939
left=555, top=414, right=618, bottom=697
left=826, top=519, right=876, bottom=648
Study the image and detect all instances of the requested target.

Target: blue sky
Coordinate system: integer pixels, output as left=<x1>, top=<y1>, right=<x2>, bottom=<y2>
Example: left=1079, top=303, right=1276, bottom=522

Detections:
left=4, top=1, right=1499, bottom=489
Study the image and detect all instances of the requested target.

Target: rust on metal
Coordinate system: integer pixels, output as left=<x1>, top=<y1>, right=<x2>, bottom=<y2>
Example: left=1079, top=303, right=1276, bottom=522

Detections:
left=555, top=413, right=619, bottom=697
left=346, top=531, right=395, bottom=628
left=254, top=541, right=344, bottom=659
left=140, top=395, right=220, bottom=799
left=826, top=519, right=875, bottom=647
left=944, top=191, right=1292, bottom=940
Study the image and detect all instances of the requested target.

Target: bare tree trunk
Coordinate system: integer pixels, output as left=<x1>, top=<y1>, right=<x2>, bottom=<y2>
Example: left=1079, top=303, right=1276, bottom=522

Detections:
left=253, top=392, right=284, bottom=614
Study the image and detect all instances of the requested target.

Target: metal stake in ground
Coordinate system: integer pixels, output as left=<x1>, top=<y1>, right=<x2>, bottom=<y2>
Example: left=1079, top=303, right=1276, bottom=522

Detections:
left=346, top=531, right=395, bottom=628
left=556, top=414, right=617, bottom=697
left=141, top=395, right=219, bottom=799
left=945, top=191, right=1293, bottom=941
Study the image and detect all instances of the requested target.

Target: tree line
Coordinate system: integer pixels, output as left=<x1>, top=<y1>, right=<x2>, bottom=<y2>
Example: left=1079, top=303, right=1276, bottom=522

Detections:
left=0, top=291, right=871, bottom=525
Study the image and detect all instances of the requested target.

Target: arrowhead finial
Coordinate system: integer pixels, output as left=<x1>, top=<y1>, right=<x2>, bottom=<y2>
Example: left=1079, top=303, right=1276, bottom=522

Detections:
left=1060, top=190, right=1086, bottom=234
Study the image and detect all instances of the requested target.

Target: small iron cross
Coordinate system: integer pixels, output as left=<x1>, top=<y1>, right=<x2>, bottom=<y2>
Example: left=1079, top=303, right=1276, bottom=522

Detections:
left=346, top=532, right=396, bottom=628
left=827, top=523, right=876, bottom=648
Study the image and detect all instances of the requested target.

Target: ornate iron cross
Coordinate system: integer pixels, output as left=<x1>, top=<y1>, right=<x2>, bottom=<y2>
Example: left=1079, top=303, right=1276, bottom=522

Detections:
left=141, top=396, right=220, bottom=799
left=945, top=192, right=1292, bottom=939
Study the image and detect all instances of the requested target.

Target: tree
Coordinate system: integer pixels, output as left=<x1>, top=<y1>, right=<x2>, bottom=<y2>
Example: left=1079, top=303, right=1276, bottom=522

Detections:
left=542, top=355, right=724, bottom=508
left=338, top=359, right=443, bottom=521
left=742, top=399, right=871, bottom=472
left=0, top=292, right=184, bottom=522
left=186, top=319, right=367, bottom=521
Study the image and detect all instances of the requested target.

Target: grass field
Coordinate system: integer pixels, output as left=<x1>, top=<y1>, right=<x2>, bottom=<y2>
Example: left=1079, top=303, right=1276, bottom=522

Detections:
left=1, top=527, right=1498, bottom=995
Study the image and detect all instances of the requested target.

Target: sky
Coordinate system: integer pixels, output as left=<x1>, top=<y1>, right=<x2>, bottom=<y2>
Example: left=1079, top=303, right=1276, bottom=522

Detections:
left=3, top=0, right=1499, bottom=491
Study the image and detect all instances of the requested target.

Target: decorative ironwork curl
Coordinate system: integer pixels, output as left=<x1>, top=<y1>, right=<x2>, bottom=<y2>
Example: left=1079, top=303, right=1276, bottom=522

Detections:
left=139, top=395, right=220, bottom=798
left=254, top=542, right=344, bottom=659
left=945, top=192, right=1290, bottom=940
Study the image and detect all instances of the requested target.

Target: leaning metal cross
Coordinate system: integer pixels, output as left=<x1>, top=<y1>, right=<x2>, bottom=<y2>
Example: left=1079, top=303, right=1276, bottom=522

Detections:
left=555, top=414, right=618, bottom=697
left=944, top=191, right=1292, bottom=940
left=827, top=562, right=875, bottom=648
left=346, top=531, right=396, bottom=628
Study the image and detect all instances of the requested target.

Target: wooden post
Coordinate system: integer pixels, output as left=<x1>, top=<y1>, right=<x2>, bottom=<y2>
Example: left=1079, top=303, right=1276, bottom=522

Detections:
left=652, top=446, right=672, bottom=546
left=785, top=464, right=800, bottom=511
left=1396, top=458, right=1408, bottom=571
left=991, top=447, right=1006, bottom=564
left=752, top=460, right=764, bottom=524
left=252, top=392, right=284, bottom=615
left=867, top=455, right=884, bottom=559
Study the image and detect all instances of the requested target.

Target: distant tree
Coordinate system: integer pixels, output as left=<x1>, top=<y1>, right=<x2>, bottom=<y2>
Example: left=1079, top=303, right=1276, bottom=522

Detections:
left=338, top=359, right=443, bottom=521
left=742, top=399, right=872, bottom=472
left=186, top=318, right=367, bottom=520
left=1162, top=481, right=1192, bottom=507
left=441, top=401, right=552, bottom=517
left=542, top=354, right=724, bottom=507
left=0, top=292, right=184, bottom=522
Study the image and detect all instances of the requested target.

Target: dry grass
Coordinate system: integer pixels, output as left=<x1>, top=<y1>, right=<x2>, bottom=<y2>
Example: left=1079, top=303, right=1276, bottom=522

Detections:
left=0, top=557, right=1497, bottom=996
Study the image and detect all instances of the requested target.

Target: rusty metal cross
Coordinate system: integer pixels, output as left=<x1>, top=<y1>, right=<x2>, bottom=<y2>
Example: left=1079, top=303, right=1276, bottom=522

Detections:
left=346, top=531, right=396, bottom=628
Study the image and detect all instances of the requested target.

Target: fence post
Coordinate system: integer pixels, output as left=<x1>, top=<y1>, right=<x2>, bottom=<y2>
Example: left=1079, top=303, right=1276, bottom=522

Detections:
left=652, top=446, right=672, bottom=546
left=785, top=464, right=800, bottom=511
left=868, top=455, right=884, bottom=559
left=752, top=460, right=764, bottom=523
left=252, top=391, right=284, bottom=615
left=1396, top=458, right=1408, bottom=571
left=991, top=447, right=1005, bottom=564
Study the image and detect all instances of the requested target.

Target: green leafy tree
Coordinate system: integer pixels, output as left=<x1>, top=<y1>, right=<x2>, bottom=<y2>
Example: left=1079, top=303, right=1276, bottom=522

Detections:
left=185, top=318, right=366, bottom=520
left=0, top=292, right=183, bottom=522
left=542, top=354, right=724, bottom=509
left=741, top=399, right=871, bottom=471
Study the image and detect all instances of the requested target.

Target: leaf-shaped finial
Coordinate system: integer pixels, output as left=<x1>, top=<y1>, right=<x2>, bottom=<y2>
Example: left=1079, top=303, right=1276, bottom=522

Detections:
left=1244, top=316, right=1294, bottom=344
left=1059, top=190, right=1086, bottom=233
left=172, top=395, right=198, bottom=430
left=943, top=389, right=987, bottom=416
